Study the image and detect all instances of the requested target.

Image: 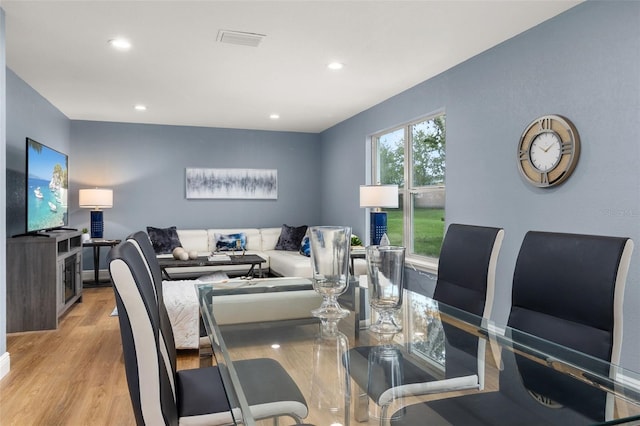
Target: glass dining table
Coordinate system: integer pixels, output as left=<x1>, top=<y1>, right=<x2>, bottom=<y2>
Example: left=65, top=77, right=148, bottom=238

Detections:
left=197, top=280, right=640, bottom=426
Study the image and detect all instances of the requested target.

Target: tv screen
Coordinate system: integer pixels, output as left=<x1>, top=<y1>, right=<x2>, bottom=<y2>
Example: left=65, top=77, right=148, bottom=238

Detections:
left=26, top=138, right=69, bottom=233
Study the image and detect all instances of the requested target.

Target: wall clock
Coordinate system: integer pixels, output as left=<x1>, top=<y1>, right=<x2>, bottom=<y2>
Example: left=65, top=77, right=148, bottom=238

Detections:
left=517, top=114, right=580, bottom=188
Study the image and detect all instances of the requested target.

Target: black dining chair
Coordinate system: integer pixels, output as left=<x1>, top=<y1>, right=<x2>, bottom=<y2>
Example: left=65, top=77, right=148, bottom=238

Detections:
left=349, top=223, right=505, bottom=423
left=126, top=231, right=213, bottom=367
left=108, top=240, right=309, bottom=425
left=389, top=231, right=634, bottom=425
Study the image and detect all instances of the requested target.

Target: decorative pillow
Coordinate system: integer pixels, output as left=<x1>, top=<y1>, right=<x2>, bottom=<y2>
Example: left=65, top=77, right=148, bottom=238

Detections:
left=299, top=235, right=311, bottom=257
left=146, top=226, right=182, bottom=254
left=275, top=224, right=308, bottom=251
left=215, top=233, right=247, bottom=251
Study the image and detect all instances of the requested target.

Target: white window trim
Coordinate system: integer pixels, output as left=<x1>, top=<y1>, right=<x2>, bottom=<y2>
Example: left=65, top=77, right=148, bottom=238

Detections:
left=371, top=109, right=446, bottom=263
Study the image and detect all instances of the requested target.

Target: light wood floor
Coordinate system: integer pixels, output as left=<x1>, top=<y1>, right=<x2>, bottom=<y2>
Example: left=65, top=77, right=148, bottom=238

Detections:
left=0, top=286, right=465, bottom=426
left=0, top=286, right=511, bottom=425
left=5, top=287, right=635, bottom=425
left=0, top=286, right=199, bottom=425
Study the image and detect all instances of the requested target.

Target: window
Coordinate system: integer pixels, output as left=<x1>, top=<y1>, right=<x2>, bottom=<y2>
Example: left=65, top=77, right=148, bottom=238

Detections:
left=372, top=112, right=446, bottom=263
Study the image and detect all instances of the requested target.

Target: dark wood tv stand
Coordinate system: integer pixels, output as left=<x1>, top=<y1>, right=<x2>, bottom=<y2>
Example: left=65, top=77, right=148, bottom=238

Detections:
left=6, top=230, right=83, bottom=332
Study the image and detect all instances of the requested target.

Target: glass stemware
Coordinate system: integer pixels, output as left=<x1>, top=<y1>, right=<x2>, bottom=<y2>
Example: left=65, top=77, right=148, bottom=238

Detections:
left=367, top=344, right=405, bottom=421
left=309, top=226, right=351, bottom=320
left=310, top=320, right=351, bottom=426
left=366, top=245, right=406, bottom=335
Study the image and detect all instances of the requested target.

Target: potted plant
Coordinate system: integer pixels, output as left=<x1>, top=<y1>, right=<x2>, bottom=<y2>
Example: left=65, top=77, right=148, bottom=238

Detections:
left=81, top=228, right=91, bottom=243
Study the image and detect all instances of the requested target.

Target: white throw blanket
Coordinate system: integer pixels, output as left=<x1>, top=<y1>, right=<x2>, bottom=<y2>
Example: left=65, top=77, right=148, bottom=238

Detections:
left=162, top=271, right=229, bottom=349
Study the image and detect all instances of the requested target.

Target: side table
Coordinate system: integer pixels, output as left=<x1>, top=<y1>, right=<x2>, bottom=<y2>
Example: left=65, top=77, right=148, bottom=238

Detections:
left=83, top=239, right=121, bottom=287
left=350, top=247, right=366, bottom=275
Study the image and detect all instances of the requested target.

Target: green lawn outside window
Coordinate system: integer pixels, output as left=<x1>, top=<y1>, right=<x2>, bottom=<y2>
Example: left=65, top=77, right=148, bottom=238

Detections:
left=385, top=208, right=445, bottom=257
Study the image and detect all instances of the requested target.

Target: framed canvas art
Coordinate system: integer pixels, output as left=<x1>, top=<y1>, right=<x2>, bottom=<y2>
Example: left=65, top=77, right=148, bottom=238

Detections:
left=186, top=168, right=278, bottom=199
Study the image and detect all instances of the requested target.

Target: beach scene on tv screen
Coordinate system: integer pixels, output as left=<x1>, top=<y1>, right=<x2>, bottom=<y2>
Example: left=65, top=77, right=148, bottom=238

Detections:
left=27, top=141, right=68, bottom=232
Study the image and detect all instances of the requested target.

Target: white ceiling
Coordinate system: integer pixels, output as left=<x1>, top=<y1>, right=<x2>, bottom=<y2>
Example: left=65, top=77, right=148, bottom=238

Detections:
left=2, top=1, right=581, bottom=133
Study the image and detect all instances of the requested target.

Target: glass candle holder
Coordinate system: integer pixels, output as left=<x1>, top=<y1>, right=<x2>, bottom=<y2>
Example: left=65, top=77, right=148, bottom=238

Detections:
left=309, top=226, right=351, bottom=320
left=366, top=245, right=406, bottom=335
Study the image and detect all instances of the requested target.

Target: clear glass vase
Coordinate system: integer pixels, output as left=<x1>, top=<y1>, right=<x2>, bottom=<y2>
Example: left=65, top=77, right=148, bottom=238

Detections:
left=310, top=320, right=351, bottom=425
left=309, top=226, right=351, bottom=320
left=366, top=245, right=406, bottom=335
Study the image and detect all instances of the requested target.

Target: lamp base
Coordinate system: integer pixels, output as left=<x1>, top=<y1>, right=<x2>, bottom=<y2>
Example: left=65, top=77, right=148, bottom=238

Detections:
left=90, top=210, right=104, bottom=239
left=370, top=211, right=387, bottom=245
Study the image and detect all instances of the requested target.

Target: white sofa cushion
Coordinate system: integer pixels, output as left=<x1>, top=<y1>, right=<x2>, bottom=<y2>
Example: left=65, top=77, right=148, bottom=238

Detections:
left=266, top=249, right=312, bottom=277
left=260, top=227, right=282, bottom=251
left=176, top=229, right=210, bottom=254
left=267, top=249, right=368, bottom=278
left=212, top=290, right=321, bottom=325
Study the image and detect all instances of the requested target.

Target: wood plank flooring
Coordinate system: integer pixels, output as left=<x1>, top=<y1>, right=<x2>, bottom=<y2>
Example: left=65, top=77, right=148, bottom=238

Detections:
left=0, top=287, right=443, bottom=425
left=4, top=287, right=635, bottom=425
left=0, top=287, right=199, bottom=425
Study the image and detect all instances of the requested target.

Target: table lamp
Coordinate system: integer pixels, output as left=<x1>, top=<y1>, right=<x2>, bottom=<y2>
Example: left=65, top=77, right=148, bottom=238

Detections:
left=360, top=185, right=398, bottom=245
left=79, top=188, right=113, bottom=239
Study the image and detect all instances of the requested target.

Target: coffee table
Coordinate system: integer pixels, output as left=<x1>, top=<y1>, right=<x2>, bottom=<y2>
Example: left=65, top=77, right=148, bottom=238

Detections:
left=157, top=253, right=266, bottom=280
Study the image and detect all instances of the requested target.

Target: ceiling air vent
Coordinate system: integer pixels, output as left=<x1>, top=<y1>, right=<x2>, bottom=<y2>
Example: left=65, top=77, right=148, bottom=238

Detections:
left=217, top=30, right=266, bottom=47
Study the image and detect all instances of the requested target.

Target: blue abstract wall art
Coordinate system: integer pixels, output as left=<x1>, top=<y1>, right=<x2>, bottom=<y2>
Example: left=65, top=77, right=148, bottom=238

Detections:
left=186, top=168, right=278, bottom=199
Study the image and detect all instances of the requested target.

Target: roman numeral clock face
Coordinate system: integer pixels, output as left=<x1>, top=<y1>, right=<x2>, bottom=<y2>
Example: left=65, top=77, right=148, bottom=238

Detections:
left=517, top=115, right=580, bottom=187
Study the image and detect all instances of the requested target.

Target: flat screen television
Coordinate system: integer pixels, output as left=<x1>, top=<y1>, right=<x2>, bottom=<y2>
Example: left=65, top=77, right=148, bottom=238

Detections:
left=25, top=138, right=69, bottom=233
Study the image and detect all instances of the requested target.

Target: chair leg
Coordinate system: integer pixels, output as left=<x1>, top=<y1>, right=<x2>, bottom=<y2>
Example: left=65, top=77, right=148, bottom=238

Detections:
left=379, top=406, right=391, bottom=426
left=199, top=315, right=214, bottom=367
left=354, top=385, right=369, bottom=422
left=199, top=350, right=213, bottom=367
left=199, top=341, right=213, bottom=368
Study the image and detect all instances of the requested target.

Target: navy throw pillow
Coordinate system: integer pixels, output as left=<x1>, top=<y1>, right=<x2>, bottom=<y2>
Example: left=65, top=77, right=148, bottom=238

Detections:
left=275, top=224, right=308, bottom=251
left=146, top=226, right=182, bottom=254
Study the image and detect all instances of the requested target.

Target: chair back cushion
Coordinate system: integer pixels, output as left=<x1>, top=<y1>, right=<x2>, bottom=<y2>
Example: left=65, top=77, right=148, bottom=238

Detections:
left=434, top=224, right=504, bottom=317
left=433, top=224, right=504, bottom=382
left=507, top=231, right=633, bottom=421
left=127, top=231, right=177, bottom=377
left=509, top=231, right=633, bottom=360
left=109, top=241, right=178, bottom=425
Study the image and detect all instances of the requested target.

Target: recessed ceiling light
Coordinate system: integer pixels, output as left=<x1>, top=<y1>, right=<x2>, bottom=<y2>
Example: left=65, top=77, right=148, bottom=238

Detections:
left=134, top=104, right=147, bottom=111
left=109, top=38, right=132, bottom=50
left=328, top=62, right=344, bottom=70
left=269, top=114, right=280, bottom=120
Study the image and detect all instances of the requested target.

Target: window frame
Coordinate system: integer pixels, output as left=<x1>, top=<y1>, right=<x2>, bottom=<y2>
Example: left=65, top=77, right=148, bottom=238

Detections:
left=370, top=110, right=446, bottom=272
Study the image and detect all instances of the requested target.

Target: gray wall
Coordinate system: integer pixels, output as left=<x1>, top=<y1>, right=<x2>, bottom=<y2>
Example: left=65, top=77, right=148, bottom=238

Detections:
left=68, top=121, right=322, bottom=244
left=5, top=69, right=71, bottom=237
left=3, top=68, right=71, bottom=367
left=1, top=7, right=7, bottom=360
left=320, top=1, right=640, bottom=369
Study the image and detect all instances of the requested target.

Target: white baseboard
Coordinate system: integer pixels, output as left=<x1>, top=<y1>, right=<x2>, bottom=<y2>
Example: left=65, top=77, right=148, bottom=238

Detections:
left=0, top=352, right=10, bottom=381
left=82, top=269, right=110, bottom=282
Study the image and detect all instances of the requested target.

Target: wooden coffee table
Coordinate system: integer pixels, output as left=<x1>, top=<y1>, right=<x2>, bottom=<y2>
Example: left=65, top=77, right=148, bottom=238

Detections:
left=157, top=253, right=266, bottom=280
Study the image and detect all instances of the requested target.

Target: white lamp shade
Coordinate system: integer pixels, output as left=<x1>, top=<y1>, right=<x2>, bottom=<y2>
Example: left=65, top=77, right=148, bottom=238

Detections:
left=359, top=185, right=398, bottom=208
left=79, top=188, right=113, bottom=209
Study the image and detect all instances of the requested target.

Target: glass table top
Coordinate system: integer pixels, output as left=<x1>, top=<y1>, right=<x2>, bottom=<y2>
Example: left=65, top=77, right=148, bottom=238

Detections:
left=197, top=281, right=640, bottom=426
